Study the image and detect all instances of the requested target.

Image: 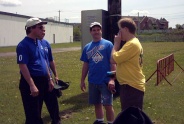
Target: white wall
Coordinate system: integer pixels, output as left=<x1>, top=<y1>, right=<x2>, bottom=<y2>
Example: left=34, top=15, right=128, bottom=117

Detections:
left=0, top=14, right=26, bottom=46
left=0, top=12, right=73, bottom=47
left=45, top=22, right=73, bottom=44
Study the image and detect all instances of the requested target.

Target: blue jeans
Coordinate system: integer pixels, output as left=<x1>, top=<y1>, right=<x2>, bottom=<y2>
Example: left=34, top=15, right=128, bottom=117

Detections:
left=88, top=83, right=113, bottom=105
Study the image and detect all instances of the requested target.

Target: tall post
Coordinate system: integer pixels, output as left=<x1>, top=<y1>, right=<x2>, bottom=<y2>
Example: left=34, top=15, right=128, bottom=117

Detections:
left=108, top=0, right=121, bottom=43
left=138, top=12, right=140, bottom=35
left=108, top=0, right=122, bottom=96
left=58, top=10, right=61, bottom=22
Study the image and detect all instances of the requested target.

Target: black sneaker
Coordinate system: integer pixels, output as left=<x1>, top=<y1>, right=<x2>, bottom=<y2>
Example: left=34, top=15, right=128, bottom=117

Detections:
left=93, top=120, right=106, bottom=124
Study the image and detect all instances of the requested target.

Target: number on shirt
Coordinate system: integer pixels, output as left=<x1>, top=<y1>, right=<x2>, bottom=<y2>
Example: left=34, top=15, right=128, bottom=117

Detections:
left=19, top=55, right=22, bottom=61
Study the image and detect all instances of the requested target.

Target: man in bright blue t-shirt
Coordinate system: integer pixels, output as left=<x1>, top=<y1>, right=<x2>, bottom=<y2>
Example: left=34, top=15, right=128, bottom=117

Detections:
left=80, top=22, right=116, bottom=124
left=16, top=17, right=61, bottom=124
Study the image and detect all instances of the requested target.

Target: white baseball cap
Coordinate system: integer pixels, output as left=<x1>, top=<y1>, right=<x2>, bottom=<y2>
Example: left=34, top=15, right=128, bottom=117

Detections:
left=25, top=17, right=47, bottom=29
left=90, top=22, right=102, bottom=28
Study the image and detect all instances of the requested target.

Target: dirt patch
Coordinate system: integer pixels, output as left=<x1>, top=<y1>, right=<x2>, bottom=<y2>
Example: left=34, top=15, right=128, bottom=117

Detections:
left=60, top=110, right=74, bottom=120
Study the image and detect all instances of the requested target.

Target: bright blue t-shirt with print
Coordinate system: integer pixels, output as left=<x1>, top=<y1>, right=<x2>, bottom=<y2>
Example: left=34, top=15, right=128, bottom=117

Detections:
left=80, top=39, right=113, bottom=84
left=16, top=37, right=48, bottom=76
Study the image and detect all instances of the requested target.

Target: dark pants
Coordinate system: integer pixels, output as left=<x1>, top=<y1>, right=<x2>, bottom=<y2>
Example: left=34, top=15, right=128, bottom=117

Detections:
left=19, top=75, right=61, bottom=124
left=120, top=84, right=144, bottom=111
left=44, top=89, right=61, bottom=124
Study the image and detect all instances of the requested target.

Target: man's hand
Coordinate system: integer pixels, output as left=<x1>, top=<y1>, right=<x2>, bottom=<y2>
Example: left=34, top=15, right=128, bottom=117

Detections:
left=114, top=31, right=122, bottom=50
left=80, top=82, right=86, bottom=92
left=48, top=79, right=54, bottom=92
left=54, top=76, right=59, bottom=84
left=108, top=79, right=116, bottom=94
left=30, top=85, right=39, bottom=97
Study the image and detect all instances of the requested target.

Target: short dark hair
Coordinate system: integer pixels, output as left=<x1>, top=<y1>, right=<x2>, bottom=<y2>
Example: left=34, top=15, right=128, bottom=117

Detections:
left=25, top=25, right=36, bottom=35
left=118, top=18, right=137, bottom=34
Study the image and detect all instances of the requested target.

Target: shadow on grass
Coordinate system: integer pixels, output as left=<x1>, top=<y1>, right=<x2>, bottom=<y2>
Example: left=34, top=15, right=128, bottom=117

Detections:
left=42, top=90, right=120, bottom=123
left=42, top=92, right=90, bottom=123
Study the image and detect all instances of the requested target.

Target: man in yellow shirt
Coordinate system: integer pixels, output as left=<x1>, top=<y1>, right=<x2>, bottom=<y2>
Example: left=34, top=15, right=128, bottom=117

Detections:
left=110, top=18, right=145, bottom=111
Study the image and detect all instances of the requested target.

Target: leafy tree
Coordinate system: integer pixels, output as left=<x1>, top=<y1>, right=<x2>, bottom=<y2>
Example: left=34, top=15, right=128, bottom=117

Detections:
left=182, top=24, right=184, bottom=29
left=73, top=26, right=81, bottom=41
left=175, top=24, right=183, bottom=29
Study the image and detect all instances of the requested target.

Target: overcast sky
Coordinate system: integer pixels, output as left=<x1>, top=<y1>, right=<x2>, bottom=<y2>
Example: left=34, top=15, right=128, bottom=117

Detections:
left=0, top=0, right=184, bottom=28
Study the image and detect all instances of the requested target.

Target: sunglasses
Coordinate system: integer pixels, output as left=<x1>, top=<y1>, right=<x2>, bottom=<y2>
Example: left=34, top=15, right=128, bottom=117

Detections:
left=36, top=25, right=44, bottom=30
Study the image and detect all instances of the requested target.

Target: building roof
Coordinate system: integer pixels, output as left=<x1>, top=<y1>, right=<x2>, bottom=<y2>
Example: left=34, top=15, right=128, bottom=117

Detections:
left=0, top=11, right=73, bottom=26
left=122, top=16, right=168, bottom=23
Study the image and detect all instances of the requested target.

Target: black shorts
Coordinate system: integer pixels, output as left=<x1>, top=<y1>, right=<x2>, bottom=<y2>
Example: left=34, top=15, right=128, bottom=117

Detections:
left=120, top=84, right=144, bottom=111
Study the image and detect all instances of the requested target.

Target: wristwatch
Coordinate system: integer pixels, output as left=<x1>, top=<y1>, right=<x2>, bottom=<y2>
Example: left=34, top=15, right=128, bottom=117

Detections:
left=48, top=78, right=53, bottom=81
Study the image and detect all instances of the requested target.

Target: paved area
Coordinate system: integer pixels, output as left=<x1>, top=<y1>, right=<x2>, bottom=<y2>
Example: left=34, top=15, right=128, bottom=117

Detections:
left=0, top=47, right=81, bottom=57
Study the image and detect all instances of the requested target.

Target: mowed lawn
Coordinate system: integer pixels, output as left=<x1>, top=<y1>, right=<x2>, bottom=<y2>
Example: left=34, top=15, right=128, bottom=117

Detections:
left=0, top=42, right=184, bottom=124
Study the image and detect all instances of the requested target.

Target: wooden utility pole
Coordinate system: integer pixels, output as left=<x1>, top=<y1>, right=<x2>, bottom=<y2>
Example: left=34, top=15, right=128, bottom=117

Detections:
left=108, top=0, right=122, bottom=96
left=108, top=0, right=121, bottom=43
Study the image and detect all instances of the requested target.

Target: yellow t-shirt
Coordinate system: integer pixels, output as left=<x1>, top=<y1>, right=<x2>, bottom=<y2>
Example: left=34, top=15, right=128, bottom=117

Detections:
left=113, top=37, right=145, bottom=92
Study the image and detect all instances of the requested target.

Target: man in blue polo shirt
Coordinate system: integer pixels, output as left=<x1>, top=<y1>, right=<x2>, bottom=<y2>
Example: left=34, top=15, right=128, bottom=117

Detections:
left=16, top=17, right=61, bottom=124
left=39, top=25, right=61, bottom=124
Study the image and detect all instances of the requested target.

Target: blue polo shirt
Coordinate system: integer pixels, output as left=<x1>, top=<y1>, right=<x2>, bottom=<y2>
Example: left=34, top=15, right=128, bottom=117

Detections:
left=80, top=39, right=113, bottom=84
left=16, top=37, right=48, bottom=76
left=39, top=39, right=53, bottom=63
left=39, top=39, right=54, bottom=76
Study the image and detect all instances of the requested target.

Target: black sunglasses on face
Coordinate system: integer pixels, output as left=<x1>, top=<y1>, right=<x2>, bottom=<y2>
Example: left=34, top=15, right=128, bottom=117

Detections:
left=36, top=25, right=44, bottom=30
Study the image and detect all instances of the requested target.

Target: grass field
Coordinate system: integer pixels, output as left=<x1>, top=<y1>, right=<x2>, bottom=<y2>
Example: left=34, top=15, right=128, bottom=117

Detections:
left=0, top=42, right=81, bottom=53
left=0, top=42, right=184, bottom=124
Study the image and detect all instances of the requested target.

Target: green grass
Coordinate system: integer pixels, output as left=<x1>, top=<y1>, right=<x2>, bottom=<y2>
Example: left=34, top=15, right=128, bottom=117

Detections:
left=0, top=42, right=184, bottom=124
left=50, top=42, right=81, bottom=49
left=0, top=42, right=81, bottom=53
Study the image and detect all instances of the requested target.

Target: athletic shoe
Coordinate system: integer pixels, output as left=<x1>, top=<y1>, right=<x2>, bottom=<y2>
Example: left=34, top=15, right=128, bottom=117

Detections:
left=93, top=120, right=106, bottom=124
